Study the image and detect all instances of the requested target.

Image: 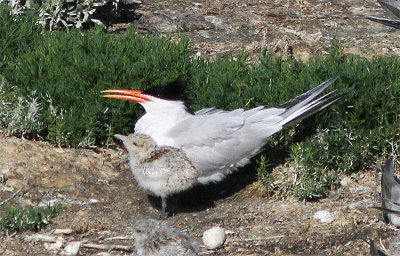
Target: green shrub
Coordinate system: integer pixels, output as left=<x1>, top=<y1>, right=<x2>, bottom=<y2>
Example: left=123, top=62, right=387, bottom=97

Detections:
left=1, top=6, right=399, bottom=199
left=0, top=205, right=62, bottom=232
left=0, top=5, right=42, bottom=70
left=0, top=6, right=191, bottom=146
left=256, top=155, right=277, bottom=196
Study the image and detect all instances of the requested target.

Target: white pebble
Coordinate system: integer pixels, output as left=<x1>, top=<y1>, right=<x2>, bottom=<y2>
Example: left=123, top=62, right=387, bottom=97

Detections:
left=313, top=210, right=335, bottom=223
left=202, top=227, right=226, bottom=249
left=44, top=237, right=64, bottom=251
left=63, top=241, right=81, bottom=256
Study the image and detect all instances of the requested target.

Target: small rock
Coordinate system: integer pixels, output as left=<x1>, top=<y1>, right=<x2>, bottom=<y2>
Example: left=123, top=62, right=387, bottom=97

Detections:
left=137, top=11, right=184, bottom=33
left=38, top=198, right=63, bottom=208
left=340, top=177, right=351, bottom=187
left=204, top=16, right=235, bottom=32
left=95, top=253, right=112, bottom=256
left=44, top=237, right=64, bottom=251
left=313, top=210, right=335, bottom=223
left=63, top=241, right=81, bottom=256
left=53, top=228, right=73, bottom=235
left=25, top=234, right=57, bottom=243
left=202, top=226, right=226, bottom=249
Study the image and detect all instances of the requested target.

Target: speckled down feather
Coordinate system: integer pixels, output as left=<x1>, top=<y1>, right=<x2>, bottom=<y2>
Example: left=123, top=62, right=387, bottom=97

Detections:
left=132, top=219, right=199, bottom=256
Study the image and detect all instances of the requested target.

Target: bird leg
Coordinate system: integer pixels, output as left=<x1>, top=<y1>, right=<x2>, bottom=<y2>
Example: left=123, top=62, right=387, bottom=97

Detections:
left=160, top=196, right=168, bottom=219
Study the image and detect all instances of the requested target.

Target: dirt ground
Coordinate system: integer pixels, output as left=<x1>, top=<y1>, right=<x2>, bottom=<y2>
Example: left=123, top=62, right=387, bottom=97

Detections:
left=126, top=0, right=400, bottom=59
left=1, top=0, right=400, bottom=255
left=0, top=132, right=397, bottom=255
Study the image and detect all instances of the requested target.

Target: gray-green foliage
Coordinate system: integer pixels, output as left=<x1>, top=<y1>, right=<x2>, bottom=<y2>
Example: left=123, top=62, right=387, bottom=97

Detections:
left=256, top=155, right=278, bottom=196
left=0, top=0, right=120, bottom=30
left=0, top=79, right=44, bottom=137
left=38, top=0, right=110, bottom=30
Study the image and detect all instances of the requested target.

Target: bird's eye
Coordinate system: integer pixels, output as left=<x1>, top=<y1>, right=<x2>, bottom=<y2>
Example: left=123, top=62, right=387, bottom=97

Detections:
left=136, top=229, right=142, bottom=233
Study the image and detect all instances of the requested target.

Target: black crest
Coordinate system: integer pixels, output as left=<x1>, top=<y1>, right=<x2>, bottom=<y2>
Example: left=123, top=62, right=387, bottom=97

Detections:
left=144, top=80, right=189, bottom=101
left=144, top=80, right=194, bottom=113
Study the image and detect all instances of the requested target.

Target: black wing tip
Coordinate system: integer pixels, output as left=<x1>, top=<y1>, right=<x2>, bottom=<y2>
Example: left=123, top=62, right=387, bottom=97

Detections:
left=362, top=14, right=400, bottom=29
left=282, top=91, right=344, bottom=126
left=278, top=74, right=343, bottom=109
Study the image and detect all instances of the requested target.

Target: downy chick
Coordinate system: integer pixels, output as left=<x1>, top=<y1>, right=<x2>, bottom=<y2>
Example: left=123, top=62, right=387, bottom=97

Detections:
left=115, top=133, right=199, bottom=218
left=132, top=218, right=199, bottom=256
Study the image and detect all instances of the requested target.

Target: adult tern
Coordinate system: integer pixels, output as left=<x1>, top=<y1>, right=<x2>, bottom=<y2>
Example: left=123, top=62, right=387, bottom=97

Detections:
left=103, top=75, right=343, bottom=185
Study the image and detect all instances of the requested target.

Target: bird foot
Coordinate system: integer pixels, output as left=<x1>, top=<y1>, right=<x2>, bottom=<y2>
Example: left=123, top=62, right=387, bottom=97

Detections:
left=160, top=197, right=169, bottom=219
left=159, top=211, right=168, bottom=219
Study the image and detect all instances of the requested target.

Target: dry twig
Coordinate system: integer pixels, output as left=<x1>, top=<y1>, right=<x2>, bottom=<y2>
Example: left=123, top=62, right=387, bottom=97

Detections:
left=81, top=242, right=133, bottom=252
left=0, top=189, right=22, bottom=206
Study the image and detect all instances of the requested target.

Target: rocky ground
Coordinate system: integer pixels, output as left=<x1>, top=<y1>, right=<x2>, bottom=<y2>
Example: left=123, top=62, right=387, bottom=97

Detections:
left=125, top=0, right=400, bottom=60
left=1, top=0, right=400, bottom=255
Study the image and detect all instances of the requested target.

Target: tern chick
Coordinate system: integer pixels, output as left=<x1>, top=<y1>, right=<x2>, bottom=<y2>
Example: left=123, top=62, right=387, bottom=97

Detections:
left=114, top=133, right=199, bottom=218
left=132, top=218, right=199, bottom=256
left=381, top=156, right=400, bottom=226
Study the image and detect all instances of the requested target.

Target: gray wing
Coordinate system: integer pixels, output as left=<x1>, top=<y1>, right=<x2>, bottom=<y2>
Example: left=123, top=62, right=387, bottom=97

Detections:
left=381, top=156, right=399, bottom=199
left=361, top=0, right=400, bottom=29
left=168, top=76, right=342, bottom=184
left=167, top=107, right=286, bottom=183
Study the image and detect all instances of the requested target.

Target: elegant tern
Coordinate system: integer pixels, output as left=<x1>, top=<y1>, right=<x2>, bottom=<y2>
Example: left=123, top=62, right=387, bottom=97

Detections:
left=103, top=75, right=343, bottom=185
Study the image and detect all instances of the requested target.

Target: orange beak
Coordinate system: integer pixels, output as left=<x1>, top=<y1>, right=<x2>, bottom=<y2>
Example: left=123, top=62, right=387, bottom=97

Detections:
left=101, top=89, right=150, bottom=103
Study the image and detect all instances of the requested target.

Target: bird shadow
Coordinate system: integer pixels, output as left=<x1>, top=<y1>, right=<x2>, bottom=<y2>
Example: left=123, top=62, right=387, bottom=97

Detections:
left=146, top=146, right=288, bottom=217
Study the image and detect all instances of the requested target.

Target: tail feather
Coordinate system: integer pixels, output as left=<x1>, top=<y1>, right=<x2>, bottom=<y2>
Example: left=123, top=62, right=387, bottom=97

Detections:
left=278, top=74, right=344, bottom=127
